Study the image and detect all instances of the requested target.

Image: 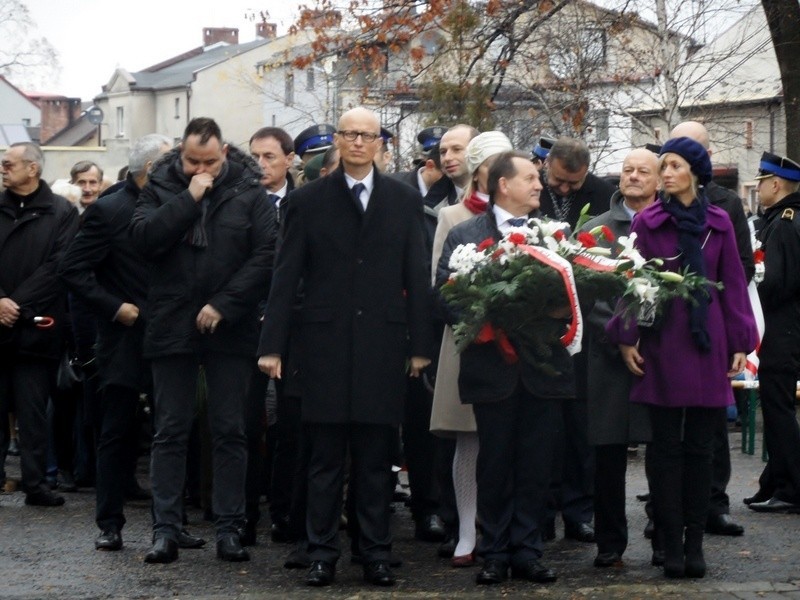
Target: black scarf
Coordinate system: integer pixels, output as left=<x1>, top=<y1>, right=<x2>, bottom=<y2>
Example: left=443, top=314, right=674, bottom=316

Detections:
left=173, top=157, right=229, bottom=248
left=661, top=193, right=711, bottom=352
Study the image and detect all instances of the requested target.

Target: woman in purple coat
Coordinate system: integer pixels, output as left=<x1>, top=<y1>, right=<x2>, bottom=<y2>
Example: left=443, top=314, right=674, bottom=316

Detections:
left=606, top=137, right=757, bottom=579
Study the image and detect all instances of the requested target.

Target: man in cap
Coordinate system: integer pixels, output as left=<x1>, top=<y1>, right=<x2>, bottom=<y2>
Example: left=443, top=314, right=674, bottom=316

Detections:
left=293, top=124, right=336, bottom=166
left=745, top=152, right=800, bottom=514
left=531, top=136, right=555, bottom=167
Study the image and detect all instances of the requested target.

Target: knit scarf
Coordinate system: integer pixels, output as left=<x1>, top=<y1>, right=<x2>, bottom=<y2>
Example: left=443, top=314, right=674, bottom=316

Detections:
left=174, top=158, right=229, bottom=248
left=463, top=190, right=489, bottom=215
left=661, top=193, right=711, bottom=352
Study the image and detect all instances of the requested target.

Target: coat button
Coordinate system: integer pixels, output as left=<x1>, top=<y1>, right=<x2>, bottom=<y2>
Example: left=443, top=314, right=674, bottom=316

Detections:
left=356, top=309, right=363, bottom=316
left=356, top=258, right=363, bottom=264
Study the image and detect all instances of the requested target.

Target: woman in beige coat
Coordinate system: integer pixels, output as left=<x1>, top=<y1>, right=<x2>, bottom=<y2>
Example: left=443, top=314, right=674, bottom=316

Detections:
left=430, top=131, right=513, bottom=566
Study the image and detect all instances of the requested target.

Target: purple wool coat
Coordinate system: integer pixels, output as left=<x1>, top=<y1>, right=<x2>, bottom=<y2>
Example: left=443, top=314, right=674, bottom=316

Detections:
left=606, top=199, right=758, bottom=409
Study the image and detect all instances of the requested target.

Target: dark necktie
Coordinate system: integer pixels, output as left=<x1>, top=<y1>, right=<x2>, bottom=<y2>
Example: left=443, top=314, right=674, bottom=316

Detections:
left=267, top=193, right=280, bottom=209
left=351, top=183, right=366, bottom=213
left=508, top=217, right=527, bottom=227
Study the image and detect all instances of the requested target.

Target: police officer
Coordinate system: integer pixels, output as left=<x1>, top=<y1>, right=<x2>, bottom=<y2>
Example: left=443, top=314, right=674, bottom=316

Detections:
left=293, top=124, right=336, bottom=166
left=745, top=152, right=800, bottom=513
left=531, top=136, right=555, bottom=166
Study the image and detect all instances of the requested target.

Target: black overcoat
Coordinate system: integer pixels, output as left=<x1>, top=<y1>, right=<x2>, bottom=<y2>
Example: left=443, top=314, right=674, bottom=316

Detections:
left=58, top=176, right=151, bottom=391
left=0, top=182, right=79, bottom=359
left=258, top=166, right=434, bottom=425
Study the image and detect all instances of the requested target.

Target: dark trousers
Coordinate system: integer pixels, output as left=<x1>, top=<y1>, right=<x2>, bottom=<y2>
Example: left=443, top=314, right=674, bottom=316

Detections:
left=648, top=406, right=720, bottom=566
left=244, top=368, right=268, bottom=528
left=0, top=357, right=53, bottom=494
left=546, top=398, right=594, bottom=526
left=708, top=407, right=732, bottom=516
left=402, top=375, right=439, bottom=521
left=473, top=389, right=559, bottom=566
left=150, top=354, right=250, bottom=541
left=95, top=384, right=140, bottom=531
left=435, top=437, right=458, bottom=537
left=758, top=368, right=800, bottom=502
left=594, top=444, right=628, bottom=555
left=304, top=422, right=395, bottom=564
left=269, top=378, right=302, bottom=527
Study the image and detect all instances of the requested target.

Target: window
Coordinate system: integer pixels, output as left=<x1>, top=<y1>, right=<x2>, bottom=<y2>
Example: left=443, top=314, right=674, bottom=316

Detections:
left=285, top=72, right=294, bottom=106
left=175, top=97, right=180, bottom=119
left=21, top=118, right=30, bottom=126
left=742, top=183, right=759, bottom=215
left=594, top=110, right=609, bottom=142
left=306, top=68, right=315, bottom=91
left=116, top=107, right=124, bottom=137
left=654, top=127, right=662, bottom=142
left=745, top=119, right=753, bottom=149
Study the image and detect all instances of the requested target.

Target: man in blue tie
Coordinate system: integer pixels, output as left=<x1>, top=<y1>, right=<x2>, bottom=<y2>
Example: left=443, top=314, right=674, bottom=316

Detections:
left=258, top=106, right=433, bottom=587
left=249, top=127, right=295, bottom=218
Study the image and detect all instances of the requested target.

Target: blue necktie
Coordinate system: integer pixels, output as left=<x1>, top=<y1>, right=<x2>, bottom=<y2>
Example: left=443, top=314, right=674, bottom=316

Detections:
left=508, top=217, right=527, bottom=227
left=267, top=193, right=280, bottom=210
left=351, top=183, right=366, bottom=213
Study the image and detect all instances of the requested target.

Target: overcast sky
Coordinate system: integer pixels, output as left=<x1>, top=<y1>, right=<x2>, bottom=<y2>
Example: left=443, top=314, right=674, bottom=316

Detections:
left=24, top=0, right=300, bottom=100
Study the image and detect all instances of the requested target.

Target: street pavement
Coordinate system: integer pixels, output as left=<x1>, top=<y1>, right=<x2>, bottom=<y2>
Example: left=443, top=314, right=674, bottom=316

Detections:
left=1, top=421, right=800, bottom=599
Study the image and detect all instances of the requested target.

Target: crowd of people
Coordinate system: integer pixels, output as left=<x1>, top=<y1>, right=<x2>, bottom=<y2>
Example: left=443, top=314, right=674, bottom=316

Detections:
left=1, top=106, right=800, bottom=589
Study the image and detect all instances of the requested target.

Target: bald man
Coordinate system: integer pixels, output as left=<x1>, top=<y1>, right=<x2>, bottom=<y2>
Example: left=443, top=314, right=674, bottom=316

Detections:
left=582, top=148, right=659, bottom=567
left=258, top=107, right=433, bottom=587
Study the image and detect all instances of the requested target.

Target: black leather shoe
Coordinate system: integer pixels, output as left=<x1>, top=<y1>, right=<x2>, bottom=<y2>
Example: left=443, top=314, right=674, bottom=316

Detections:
left=177, top=528, right=206, bottom=549
left=95, top=528, right=123, bottom=551
left=270, top=517, right=294, bottom=543
left=705, top=513, right=744, bottom=536
left=438, top=536, right=457, bottom=558
left=748, top=497, right=800, bottom=513
left=564, top=521, right=595, bottom=543
left=651, top=550, right=665, bottom=566
left=216, top=534, right=250, bottom=562
left=593, top=551, right=623, bottom=568
left=743, top=490, right=773, bottom=505
left=306, top=560, right=335, bottom=586
left=415, top=514, right=446, bottom=542
left=284, top=545, right=311, bottom=569
left=476, top=559, right=508, bottom=585
left=511, top=559, right=558, bottom=583
left=25, top=490, right=65, bottom=507
left=239, top=521, right=257, bottom=546
left=144, top=538, right=178, bottom=564
left=644, top=518, right=654, bottom=539
left=542, top=519, right=556, bottom=542
left=363, top=560, right=396, bottom=586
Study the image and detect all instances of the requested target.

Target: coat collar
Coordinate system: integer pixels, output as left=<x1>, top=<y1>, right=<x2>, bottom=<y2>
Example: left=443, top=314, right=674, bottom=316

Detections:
left=638, top=195, right=730, bottom=232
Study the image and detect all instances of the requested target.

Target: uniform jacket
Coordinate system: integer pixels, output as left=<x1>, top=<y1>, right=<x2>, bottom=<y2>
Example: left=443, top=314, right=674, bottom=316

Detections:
left=539, top=171, right=615, bottom=229
left=130, top=146, right=277, bottom=359
left=436, top=210, right=575, bottom=404
left=59, top=176, right=151, bottom=390
left=0, top=181, right=79, bottom=359
left=606, top=196, right=758, bottom=408
left=757, top=191, right=800, bottom=372
left=580, top=192, right=651, bottom=445
left=258, top=165, right=434, bottom=425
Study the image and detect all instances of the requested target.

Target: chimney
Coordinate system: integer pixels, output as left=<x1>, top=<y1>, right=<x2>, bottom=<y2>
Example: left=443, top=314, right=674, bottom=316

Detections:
left=256, top=22, right=277, bottom=40
left=39, top=97, right=81, bottom=145
left=203, top=27, right=239, bottom=47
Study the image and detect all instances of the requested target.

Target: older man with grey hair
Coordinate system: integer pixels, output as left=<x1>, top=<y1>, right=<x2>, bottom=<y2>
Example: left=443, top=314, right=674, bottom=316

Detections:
left=59, top=133, right=186, bottom=552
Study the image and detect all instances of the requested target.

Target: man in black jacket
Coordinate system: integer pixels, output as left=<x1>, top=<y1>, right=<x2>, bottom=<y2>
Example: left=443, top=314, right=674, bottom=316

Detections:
left=258, top=107, right=433, bottom=587
left=59, top=134, right=180, bottom=552
left=131, top=118, right=277, bottom=564
left=0, top=142, right=80, bottom=507
left=437, top=151, right=568, bottom=585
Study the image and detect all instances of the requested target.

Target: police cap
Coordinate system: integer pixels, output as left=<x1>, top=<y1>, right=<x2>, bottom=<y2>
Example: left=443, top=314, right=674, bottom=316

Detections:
left=293, top=124, right=336, bottom=158
left=417, top=126, right=447, bottom=152
left=755, top=151, right=800, bottom=182
left=532, top=136, right=556, bottom=160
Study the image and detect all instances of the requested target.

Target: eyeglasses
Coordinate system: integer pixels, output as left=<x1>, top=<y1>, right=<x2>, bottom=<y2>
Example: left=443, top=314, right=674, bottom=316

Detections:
left=337, top=130, right=380, bottom=143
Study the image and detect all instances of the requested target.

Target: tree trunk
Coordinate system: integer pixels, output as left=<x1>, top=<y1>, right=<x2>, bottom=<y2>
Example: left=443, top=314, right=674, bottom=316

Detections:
left=761, top=0, right=800, bottom=158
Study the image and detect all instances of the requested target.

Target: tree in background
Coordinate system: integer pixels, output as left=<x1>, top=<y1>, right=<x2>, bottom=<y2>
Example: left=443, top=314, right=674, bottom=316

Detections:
left=0, top=0, right=59, bottom=90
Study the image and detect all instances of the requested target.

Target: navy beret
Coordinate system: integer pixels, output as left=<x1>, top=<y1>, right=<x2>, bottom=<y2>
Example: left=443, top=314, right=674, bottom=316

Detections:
left=660, top=136, right=712, bottom=186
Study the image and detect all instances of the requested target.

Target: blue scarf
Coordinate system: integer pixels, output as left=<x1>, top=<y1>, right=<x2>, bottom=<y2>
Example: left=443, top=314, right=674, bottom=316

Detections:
left=661, top=193, right=711, bottom=352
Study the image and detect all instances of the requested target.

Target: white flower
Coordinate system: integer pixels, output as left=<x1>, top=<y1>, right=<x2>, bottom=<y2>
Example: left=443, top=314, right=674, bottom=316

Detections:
left=630, top=276, right=659, bottom=302
left=448, top=243, right=488, bottom=276
left=616, top=233, right=647, bottom=269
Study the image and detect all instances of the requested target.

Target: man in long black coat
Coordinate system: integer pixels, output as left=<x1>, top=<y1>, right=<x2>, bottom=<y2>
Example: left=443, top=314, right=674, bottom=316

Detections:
left=130, top=118, right=277, bottom=564
left=0, top=142, right=79, bottom=507
left=59, top=134, right=173, bottom=551
left=258, top=107, right=433, bottom=587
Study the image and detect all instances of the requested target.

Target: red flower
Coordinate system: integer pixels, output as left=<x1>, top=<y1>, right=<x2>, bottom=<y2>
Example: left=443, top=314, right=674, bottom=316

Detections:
left=553, top=230, right=565, bottom=241
left=601, top=225, right=615, bottom=242
left=508, top=232, right=526, bottom=245
left=477, top=237, right=494, bottom=251
left=491, top=248, right=505, bottom=260
left=577, top=231, right=597, bottom=248
left=754, top=249, right=765, bottom=263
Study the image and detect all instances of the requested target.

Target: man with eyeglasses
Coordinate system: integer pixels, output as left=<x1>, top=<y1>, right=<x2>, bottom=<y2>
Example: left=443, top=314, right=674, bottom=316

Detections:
left=0, top=142, right=80, bottom=507
left=258, top=106, right=433, bottom=587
